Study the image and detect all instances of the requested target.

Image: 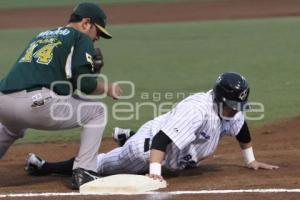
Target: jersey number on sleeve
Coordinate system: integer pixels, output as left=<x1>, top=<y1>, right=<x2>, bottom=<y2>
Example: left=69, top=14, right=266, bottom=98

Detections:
left=181, top=154, right=197, bottom=168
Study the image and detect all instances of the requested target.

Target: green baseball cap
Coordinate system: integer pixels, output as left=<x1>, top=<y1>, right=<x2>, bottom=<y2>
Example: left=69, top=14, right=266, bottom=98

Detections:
left=72, top=2, right=112, bottom=39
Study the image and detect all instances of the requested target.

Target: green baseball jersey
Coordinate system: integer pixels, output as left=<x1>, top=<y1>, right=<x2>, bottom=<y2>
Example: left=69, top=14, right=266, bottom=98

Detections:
left=0, top=27, right=98, bottom=95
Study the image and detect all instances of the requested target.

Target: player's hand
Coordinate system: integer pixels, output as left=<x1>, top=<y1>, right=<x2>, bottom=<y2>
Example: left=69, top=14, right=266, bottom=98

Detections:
left=146, top=174, right=165, bottom=182
left=247, top=160, right=279, bottom=170
left=107, top=82, right=123, bottom=100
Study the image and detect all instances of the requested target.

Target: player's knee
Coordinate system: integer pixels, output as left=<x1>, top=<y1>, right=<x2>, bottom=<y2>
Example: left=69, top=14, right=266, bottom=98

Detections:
left=118, top=151, right=148, bottom=174
left=123, top=141, right=148, bottom=161
left=83, top=103, right=106, bottom=122
left=0, top=125, right=25, bottom=140
left=92, top=104, right=106, bottom=118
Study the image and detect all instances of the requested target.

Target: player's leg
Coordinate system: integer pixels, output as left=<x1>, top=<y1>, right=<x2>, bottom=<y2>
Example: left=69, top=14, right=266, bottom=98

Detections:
left=112, top=127, right=136, bottom=146
left=25, top=153, right=74, bottom=176
left=1, top=88, right=106, bottom=188
left=96, top=121, right=153, bottom=175
left=0, top=93, right=27, bottom=159
left=0, top=123, right=25, bottom=159
left=25, top=121, right=152, bottom=176
left=67, top=100, right=106, bottom=172
left=10, top=89, right=106, bottom=173
left=25, top=127, right=138, bottom=176
left=45, top=95, right=107, bottom=189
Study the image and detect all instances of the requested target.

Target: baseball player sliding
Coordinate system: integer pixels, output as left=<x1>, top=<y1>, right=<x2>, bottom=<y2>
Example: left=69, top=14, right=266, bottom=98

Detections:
left=25, top=72, right=278, bottom=182
left=0, top=3, right=123, bottom=189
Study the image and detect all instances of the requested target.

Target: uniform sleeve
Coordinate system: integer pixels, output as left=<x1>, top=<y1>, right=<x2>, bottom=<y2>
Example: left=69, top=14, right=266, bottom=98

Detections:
left=70, top=34, right=98, bottom=94
left=71, top=64, right=98, bottom=94
left=160, top=103, right=204, bottom=150
left=235, top=121, right=251, bottom=143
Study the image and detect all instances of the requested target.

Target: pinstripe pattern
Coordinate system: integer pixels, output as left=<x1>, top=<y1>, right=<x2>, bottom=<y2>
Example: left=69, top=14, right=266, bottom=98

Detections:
left=96, top=121, right=153, bottom=175
left=96, top=90, right=245, bottom=174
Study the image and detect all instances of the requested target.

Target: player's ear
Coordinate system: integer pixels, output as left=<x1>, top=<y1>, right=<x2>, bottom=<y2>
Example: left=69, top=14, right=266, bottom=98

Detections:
left=81, top=18, right=93, bottom=31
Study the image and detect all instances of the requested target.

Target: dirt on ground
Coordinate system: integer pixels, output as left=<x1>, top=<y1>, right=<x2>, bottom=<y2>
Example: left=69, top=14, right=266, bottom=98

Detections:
left=1, top=0, right=300, bottom=29
left=0, top=0, right=300, bottom=199
left=1, top=116, right=300, bottom=199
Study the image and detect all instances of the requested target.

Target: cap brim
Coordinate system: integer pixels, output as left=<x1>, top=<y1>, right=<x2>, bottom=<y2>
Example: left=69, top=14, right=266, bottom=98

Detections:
left=95, top=24, right=112, bottom=39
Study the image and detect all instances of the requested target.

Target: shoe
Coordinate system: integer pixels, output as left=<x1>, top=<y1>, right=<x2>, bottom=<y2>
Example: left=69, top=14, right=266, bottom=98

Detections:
left=71, top=168, right=100, bottom=190
left=112, top=127, right=133, bottom=147
left=24, top=153, right=46, bottom=176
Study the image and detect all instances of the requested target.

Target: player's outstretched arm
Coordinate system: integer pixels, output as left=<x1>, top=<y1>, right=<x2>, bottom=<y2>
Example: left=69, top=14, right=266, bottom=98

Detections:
left=239, top=142, right=279, bottom=170
left=147, top=149, right=165, bottom=181
left=247, top=160, right=279, bottom=170
left=147, top=130, right=172, bottom=181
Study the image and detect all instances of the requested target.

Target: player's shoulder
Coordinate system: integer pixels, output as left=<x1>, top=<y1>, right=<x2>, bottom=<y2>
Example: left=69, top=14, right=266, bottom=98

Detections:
left=184, top=90, right=213, bottom=107
left=233, top=111, right=245, bottom=121
left=226, top=111, right=245, bottom=130
left=36, top=27, right=92, bottom=44
left=64, top=27, right=93, bottom=44
left=62, top=27, right=94, bottom=52
left=36, top=27, right=72, bottom=38
left=68, top=27, right=91, bottom=39
left=177, top=90, right=213, bottom=115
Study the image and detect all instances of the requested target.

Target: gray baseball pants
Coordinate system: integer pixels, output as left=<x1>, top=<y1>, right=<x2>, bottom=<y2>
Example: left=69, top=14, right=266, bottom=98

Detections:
left=0, top=88, right=106, bottom=172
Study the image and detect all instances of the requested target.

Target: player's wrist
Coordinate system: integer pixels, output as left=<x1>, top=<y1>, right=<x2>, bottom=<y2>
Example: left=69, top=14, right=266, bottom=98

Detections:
left=149, top=162, right=162, bottom=176
left=242, top=147, right=255, bottom=165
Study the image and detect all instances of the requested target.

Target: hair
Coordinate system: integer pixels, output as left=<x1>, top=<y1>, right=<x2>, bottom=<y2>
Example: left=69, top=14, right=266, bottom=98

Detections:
left=68, top=13, right=83, bottom=23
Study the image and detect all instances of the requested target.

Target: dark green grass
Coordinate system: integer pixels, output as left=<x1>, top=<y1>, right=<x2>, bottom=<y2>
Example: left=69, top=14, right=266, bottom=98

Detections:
left=0, top=17, right=299, bottom=143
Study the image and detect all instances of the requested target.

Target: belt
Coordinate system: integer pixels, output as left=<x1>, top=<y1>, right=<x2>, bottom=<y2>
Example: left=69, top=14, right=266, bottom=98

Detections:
left=26, top=86, right=43, bottom=93
left=0, top=86, right=44, bottom=94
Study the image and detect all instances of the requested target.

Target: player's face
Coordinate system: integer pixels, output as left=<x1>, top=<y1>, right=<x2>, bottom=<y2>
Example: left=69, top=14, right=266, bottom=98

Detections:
left=221, top=104, right=238, bottom=118
left=87, top=24, right=100, bottom=42
left=80, top=19, right=100, bottom=42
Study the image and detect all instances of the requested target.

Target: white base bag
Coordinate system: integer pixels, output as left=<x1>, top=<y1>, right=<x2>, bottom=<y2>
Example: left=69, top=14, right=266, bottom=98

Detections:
left=80, top=174, right=167, bottom=195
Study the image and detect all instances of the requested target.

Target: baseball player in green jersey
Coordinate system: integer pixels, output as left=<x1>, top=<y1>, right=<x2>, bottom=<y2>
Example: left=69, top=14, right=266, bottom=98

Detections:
left=0, top=3, right=122, bottom=189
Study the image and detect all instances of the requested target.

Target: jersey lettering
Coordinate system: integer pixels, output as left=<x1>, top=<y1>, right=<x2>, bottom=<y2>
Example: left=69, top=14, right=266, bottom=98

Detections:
left=183, top=154, right=192, bottom=162
left=20, top=38, right=62, bottom=65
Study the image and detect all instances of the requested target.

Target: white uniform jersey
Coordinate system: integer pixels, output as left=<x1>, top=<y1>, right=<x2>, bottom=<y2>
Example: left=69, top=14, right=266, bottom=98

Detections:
left=151, top=90, right=245, bottom=170
left=96, top=90, right=245, bottom=175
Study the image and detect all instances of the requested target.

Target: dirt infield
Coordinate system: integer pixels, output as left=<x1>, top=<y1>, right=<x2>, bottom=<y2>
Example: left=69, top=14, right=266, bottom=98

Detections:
left=1, top=116, right=300, bottom=199
left=1, top=0, right=300, bottom=29
left=0, top=0, right=300, bottom=199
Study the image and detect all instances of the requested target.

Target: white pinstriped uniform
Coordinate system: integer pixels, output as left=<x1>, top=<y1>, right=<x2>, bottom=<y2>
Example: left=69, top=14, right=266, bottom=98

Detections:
left=96, top=90, right=245, bottom=175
